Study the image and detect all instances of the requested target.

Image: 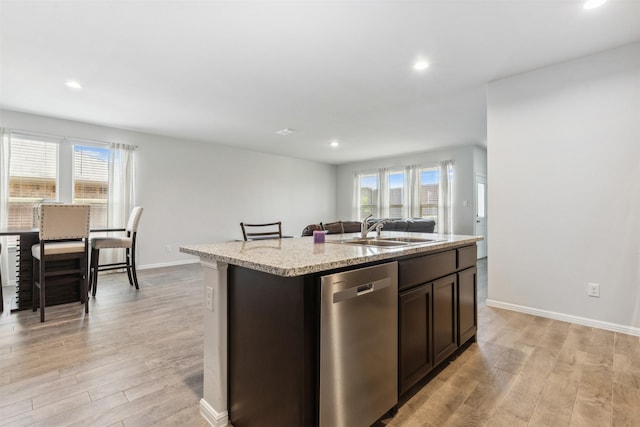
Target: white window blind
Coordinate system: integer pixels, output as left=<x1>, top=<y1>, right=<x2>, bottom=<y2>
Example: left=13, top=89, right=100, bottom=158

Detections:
left=73, top=144, right=109, bottom=228
left=419, top=166, right=439, bottom=223
left=8, top=132, right=59, bottom=230
left=388, top=169, right=405, bottom=219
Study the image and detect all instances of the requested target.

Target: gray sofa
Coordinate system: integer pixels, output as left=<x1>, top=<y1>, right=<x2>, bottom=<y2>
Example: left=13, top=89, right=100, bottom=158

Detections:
left=301, top=218, right=436, bottom=236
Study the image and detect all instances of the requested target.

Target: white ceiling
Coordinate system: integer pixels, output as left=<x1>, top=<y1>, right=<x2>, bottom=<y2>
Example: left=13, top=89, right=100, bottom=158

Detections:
left=1, top=1, right=639, bottom=164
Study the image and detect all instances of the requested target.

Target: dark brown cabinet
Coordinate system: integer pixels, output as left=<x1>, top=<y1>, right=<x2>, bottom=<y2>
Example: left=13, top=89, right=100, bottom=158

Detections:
left=227, top=243, right=479, bottom=425
left=398, top=245, right=477, bottom=398
left=432, top=274, right=458, bottom=366
left=457, top=266, right=477, bottom=344
left=399, top=283, right=432, bottom=395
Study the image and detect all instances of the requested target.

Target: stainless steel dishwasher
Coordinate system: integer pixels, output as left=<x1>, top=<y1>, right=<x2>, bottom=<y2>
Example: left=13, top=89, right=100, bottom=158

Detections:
left=320, top=261, right=398, bottom=427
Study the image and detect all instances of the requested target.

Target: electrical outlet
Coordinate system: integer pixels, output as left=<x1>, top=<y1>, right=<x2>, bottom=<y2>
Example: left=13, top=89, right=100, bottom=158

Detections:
left=587, top=282, right=600, bottom=298
left=164, top=244, right=172, bottom=253
left=206, top=286, right=214, bottom=311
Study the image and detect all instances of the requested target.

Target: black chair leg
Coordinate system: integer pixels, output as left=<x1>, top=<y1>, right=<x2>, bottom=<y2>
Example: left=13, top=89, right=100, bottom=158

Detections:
left=39, top=256, right=46, bottom=323
left=88, top=253, right=93, bottom=293
left=130, top=246, right=139, bottom=289
left=124, top=248, right=134, bottom=287
left=83, top=256, right=89, bottom=314
left=91, top=249, right=100, bottom=297
left=32, top=259, right=38, bottom=312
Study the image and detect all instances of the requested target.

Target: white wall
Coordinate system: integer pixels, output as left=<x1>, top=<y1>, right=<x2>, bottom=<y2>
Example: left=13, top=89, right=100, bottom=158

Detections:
left=0, top=109, right=337, bottom=269
left=487, top=43, right=640, bottom=331
left=335, top=145, right=486, bottom=235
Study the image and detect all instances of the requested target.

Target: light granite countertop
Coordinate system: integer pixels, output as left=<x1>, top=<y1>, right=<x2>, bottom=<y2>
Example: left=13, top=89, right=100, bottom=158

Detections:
left=180, top=232, right=483, bottom=277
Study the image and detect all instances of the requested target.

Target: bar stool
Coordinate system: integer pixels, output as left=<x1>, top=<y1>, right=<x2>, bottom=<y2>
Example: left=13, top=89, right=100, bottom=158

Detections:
left=89, top=207, right=143, bottom=296
left=240, top=222, right=282, bottom=241
left=32, top=204, right=91, bottom=322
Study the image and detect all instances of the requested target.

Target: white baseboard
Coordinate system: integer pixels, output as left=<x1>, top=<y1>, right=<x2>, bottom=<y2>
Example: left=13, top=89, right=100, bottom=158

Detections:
left=485, top=299, right=640, bottom=337
left=199, top=399, right=231, bottom=427
left=137, top=258, right=200, bottom=270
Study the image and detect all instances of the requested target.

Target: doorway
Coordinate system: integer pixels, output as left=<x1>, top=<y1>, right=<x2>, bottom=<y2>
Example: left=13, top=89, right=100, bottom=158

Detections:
left=474, top=174, right=487, bottom=259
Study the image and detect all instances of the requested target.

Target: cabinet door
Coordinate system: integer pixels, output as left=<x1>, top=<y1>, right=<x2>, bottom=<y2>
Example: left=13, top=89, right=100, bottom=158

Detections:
left=433, top=274, right=458, bottom=366
left=399, top=283, right=433, bottom=396
left=458, top=266, right=477, bottom=344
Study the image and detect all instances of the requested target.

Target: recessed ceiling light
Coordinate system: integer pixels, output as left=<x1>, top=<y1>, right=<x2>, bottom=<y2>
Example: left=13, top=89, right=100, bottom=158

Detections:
left=65, top=80, right=83, bottom=89
left=413, top=60, right=430, bottom=71
left=276, top=128, right=295, bottom=135
left=583, top=0, right=607, bottom=9
left=330, top=140, right=339, bottom=148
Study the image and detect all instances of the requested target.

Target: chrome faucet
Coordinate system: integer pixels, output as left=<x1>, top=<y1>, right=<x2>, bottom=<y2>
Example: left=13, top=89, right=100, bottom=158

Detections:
left=360, top=214, right=387, bottom=238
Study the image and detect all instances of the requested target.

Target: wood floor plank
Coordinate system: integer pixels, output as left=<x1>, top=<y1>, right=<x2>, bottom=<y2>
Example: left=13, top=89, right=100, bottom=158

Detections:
left=495, top=371, right=546, bottom=423
left=2, top=258, right=639, bottom=427
left=1, top=392, right=92, bottom=427
left=28, top=392, right=129, bottom=427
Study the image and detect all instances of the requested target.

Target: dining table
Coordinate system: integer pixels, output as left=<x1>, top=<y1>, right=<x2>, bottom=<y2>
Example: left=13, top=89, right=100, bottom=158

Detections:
left=0, top=227, right=125, bottom=312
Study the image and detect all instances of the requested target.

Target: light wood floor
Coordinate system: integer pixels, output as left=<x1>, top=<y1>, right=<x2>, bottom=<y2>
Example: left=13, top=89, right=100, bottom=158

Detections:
left=1, top=259, right=639, bottom=426
left=0, top=265, right=208, bottom=427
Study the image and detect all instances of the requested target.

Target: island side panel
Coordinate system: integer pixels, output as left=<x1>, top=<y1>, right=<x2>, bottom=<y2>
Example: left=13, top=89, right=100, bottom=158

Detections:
left=228, top=265, right=318, bottom=427
left=199, top=259, right=231, bottom=427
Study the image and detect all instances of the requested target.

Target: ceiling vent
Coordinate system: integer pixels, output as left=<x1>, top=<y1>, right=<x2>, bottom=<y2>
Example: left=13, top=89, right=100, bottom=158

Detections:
left=276, top=128, right=295, bottom=135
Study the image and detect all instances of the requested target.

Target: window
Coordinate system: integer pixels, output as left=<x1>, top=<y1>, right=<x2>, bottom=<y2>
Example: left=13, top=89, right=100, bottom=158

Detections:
left=354, top=161, right=453, bottom=233
left=358, top=173, right=379, bottom=217
left=3, top=131, right=115, bottom=235
left=7, top=133, right=58, bottom=230
left=419, top=166, right=439, bottom=223
left=356, top=169, right=406, bottom=220
left=73, top=145, right=109, bottom=228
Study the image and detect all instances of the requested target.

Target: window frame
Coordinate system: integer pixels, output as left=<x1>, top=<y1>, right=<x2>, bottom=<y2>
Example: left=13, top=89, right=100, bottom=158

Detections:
left=6, top=132, right=61, bottom=232
left=4, top=131, right=112, bottom=236
left=357, top=171, right=380, bottom=218
left=387, top=168, right=406, bottom=219
left=71, top=141, right=110, bottom=228
left=354, top=162, right=449, bottom=231
left=418, top=165, right=440, bottom=224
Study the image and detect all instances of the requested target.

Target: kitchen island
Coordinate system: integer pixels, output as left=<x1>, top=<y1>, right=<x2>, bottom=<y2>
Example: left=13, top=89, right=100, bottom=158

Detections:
left=180, top=231, right=482, bottom=427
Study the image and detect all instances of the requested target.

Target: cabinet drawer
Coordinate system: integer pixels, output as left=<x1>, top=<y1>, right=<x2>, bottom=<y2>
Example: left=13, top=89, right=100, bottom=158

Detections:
left=457, top=245, right=477, bottom=270
left=399, top=251, right=456, bottom=291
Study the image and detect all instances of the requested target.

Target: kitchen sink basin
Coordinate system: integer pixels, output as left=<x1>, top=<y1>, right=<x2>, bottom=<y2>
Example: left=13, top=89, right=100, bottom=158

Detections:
left=334, top=239, right=408, bottom=247
left=377, top=237, right=442, bottom=244
left=330, top=236, right=444, bottom=247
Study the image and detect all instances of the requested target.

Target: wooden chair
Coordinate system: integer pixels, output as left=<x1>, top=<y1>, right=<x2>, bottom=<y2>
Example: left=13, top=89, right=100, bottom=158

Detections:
left=89, top=207, right=143, bottom=296
left=240, top=222, right=282, bottom=241
left=32, top=204, right=91, bottom=322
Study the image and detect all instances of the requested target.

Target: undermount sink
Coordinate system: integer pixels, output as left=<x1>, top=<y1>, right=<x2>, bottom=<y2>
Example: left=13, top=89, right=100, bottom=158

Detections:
left=330, top=236, right=444, bottom=247
left=377, top=237, right=442, bottom=244
left=337, top=239, right=408, bottom=247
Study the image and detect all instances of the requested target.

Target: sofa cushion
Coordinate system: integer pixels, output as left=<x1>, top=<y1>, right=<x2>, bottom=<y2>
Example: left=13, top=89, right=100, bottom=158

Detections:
left=322, top=221, right=361, bottom=234
left=368, top=218, right=436, bottom=233
left=404, top=219, right=436, bottom=233
left=301, top=218, right=436, bottom=236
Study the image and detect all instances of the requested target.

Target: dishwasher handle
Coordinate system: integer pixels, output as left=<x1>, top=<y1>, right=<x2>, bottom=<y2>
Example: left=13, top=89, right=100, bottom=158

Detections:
left=356, top=283, right=374, bottom=295
left=332, top=277, right=391, bottom=304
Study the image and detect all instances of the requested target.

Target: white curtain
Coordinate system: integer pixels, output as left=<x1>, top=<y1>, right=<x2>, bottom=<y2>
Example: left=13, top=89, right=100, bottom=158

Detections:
left=103, top=143, right=136, bottom=265
left=0, top=129, right=10, bottom=285
left=352, top=171, right=360, bottom=220
left=379, top=168, right=390, bottom=219
left=406, top=165, right=421, bottom=218
left=438, top=160, right=453, bottom=234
